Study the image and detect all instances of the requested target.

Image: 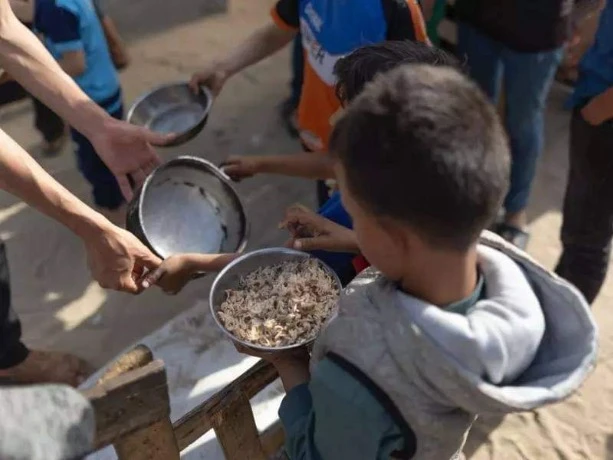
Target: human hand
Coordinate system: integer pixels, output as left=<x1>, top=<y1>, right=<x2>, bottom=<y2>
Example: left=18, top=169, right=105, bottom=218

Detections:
left=234, top=342, right=311, bottom=391
left=139, top=254, right=196, bottom=295
left=580, top=93, right=612, bottom=126
left=220, top=156, right=262, bottom=182
left=189, top=61, right=230, bottom=97
left=280, top=204, right=359, bottom=253
left=82, top=220, right=161, bottom=294
left=88, top=117, right=175, bottom=201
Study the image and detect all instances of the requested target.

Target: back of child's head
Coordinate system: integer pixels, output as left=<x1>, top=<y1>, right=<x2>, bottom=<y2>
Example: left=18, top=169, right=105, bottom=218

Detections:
left=334, top=41, right=462, bottom=106
left=330, top=65, right=510, bottom=251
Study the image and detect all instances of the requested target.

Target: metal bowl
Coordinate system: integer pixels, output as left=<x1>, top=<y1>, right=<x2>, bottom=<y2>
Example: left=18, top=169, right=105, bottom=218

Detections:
left=126, top=156, right=248, bottom=259
left=209, top=248, right=342, bottom=352
left=126, top=82, right=213, bottom=146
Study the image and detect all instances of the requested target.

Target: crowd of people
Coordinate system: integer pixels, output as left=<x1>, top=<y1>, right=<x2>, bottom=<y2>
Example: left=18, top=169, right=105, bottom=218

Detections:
left=0, top=0, right=610, bottom=458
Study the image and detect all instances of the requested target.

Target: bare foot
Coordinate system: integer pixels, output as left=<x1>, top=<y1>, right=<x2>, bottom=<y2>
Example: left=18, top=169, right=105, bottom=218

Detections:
left=0, top=350, right=94, bottom=387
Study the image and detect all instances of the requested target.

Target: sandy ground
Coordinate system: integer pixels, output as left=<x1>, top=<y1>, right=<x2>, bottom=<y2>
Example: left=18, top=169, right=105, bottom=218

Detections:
left=1, top=0, right=612, bottom=458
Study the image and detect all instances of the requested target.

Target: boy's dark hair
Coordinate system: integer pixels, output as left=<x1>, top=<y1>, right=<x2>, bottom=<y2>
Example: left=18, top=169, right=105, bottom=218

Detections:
left=333, top=41, right=462, bottom=106
left=330, top=65, right=510, bottom=250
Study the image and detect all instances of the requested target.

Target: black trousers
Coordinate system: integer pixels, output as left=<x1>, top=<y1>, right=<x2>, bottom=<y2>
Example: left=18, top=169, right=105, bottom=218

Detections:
left=0, top=242, right=28, bottom=369
left=555, top=109, right=613, bottom=305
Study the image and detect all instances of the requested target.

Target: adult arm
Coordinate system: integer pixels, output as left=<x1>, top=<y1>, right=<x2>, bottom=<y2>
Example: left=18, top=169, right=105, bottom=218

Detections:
left=189, top=0, right=297, bottom=95
left=0, top=128, right=160, bottom=292
left=0, top=0, right=170, bottom=199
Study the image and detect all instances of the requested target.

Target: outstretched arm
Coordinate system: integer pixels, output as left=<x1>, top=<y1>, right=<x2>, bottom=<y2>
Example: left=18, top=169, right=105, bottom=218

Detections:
left=0, top=0, right=171, bottom=199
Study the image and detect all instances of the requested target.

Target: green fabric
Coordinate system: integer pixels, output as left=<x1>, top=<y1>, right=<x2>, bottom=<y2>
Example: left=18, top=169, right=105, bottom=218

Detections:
left=446, top=275, right=485, bottom=315
left=278, top=276, right=485, bottom=459
left=426, top=0, right=447, bottom=45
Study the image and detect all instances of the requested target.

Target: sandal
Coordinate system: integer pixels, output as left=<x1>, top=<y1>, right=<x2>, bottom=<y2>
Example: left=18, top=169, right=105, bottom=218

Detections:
left=493, top=222, right=530, bottom=250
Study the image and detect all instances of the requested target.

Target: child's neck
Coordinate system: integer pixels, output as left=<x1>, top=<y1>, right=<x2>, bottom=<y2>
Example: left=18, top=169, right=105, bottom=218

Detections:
left=398, top=246, right=479, bottom=307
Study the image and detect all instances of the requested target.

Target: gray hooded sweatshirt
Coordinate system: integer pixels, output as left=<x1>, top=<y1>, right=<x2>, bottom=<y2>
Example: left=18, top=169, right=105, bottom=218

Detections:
left=306, top=232, right=598, bottom=459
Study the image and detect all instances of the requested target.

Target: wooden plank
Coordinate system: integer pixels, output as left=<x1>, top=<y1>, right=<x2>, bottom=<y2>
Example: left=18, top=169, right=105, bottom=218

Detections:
left=114, top=419, right=180, bottom=460
left=213, top=390, right=266, bottom=460
left=174, top=360, right=278, bottom=450
left=260, top=420, right=286, bottom=458
left=98, top=344, right=153, bottom=383
left=82, top=360, right=171, bottom=449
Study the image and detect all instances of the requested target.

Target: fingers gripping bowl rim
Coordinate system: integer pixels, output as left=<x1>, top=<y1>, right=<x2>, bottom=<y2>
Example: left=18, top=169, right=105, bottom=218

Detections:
left=209, top=248, right=342, bottom=352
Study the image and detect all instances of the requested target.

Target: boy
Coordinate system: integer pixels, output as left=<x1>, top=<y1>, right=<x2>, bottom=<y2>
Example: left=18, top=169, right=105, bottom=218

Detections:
left=32, top=0, right=126, bottom=216
left=244, top=66, right=595, bottom=459
left=190, top=0, right=428, bottom=206
left=223, top=41, right=460, bottom=284
left=150, top=65, right=597, bottom=458
left=555, top=0, right=613, bottom=304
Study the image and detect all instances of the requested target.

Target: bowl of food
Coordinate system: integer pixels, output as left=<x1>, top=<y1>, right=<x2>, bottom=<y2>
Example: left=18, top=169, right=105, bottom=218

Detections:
left=126, top=156, right=248, bottom=259
left=209, top=248, right=342, bottom=352
left=126, top=82, right=213, bottom=146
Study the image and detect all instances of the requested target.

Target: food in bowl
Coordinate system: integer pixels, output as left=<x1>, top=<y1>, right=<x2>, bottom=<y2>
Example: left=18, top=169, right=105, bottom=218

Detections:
left=217, top=258, right=339, bottom=347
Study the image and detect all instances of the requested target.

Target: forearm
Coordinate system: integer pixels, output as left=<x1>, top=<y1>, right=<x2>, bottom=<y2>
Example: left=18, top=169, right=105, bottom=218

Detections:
left=275, top=359, right=311, bottom=393
left=0, top=128, right=108, bottom=239
left=592, top=87, right=613, bottom=120
left=257, top=153, right=335, bottom=180
left=0, top=1, right=107, bottom=138
left=218, top=23, right=295, bottom=79
left=183, top=253, right=238, bottom=273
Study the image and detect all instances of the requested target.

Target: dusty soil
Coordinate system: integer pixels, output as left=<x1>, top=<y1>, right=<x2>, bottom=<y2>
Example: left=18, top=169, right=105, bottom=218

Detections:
left=0, top=1, right=611, bottom=458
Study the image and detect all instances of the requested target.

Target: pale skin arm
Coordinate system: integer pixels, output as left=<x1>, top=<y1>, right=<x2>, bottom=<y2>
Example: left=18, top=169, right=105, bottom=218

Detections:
left=0, top=129, right=161, bottom=292
left=1, top=0, right=172, bottom=199
left=190, top=23, right=296, bottom=95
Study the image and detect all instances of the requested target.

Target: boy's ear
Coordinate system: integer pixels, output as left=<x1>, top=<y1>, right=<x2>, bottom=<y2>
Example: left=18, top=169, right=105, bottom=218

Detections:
left=377, top=216, right=415, bottom=253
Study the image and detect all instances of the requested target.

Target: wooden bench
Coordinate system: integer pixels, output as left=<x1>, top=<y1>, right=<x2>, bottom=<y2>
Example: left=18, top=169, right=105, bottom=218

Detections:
left=81, top=345, right=285, bottom=460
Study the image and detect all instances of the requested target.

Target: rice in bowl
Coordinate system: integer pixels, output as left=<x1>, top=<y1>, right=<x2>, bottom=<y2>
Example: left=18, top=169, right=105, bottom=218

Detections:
left=217, top=258, right=339, bottom=347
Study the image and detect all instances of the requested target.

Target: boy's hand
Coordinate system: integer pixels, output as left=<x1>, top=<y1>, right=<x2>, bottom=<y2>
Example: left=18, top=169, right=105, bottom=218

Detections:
left=280, top=204, right=360, bottom=253
left=234, top=342, right=311, bottom=391
left=581, top=90, right=613, bottom=126
left=220, top=156, right=261, bottom=182
left=189, top=61, right=229, bottom=97
left=140, top=254, right=196, bottom=295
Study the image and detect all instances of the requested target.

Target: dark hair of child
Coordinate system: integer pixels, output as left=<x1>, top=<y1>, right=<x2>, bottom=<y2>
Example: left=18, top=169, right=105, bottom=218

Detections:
left=333, top=40, right=464, bottom=106
left=330, top=65, right=510, bottom=250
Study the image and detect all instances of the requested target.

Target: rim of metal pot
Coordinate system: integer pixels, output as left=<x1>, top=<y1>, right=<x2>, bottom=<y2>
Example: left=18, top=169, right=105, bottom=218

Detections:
left=209, top=247, right=342, bottom=352
left=125, top=81, right=214, bottom=132
left=136, top=155, right=249, bottom=259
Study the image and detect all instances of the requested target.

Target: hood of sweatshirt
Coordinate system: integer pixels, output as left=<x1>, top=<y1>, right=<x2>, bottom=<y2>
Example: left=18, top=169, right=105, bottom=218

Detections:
left=385, top=232, right=598, bottom=414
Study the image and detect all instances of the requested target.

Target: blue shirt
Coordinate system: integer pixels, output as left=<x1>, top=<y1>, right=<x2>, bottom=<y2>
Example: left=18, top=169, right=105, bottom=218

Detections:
left=35, top=0, right=121, bottom=112
left=568, top=0, right=613, bottom=109
left=310, top=191, right=355, bottom=282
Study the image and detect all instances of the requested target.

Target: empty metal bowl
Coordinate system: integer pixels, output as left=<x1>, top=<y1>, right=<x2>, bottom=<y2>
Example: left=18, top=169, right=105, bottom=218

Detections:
left=209, top=248, right=342, bottom=352
left=126, top=156, right=248, bottom=259
left=126, top=82, right=213, bottom=146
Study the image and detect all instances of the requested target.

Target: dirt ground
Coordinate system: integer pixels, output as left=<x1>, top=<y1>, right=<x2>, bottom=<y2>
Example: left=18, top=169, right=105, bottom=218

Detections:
left=1, top=1, right=612, bottom=458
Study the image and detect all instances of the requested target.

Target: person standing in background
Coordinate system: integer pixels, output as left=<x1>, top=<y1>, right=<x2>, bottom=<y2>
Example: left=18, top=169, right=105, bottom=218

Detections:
left=7, top=0, right=128, bottom=156
left=453, top=0, right=597, bottom=249
left=27, top=0, right=129, bottom=222
left=555, top=0, right=613, bottom=305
